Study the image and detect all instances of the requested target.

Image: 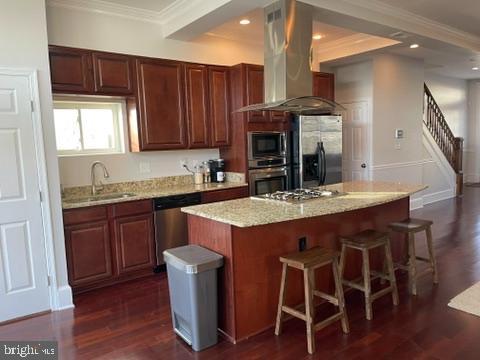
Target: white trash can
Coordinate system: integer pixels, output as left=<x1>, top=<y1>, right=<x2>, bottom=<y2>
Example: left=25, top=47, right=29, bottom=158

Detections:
left=163, top=245, right=223, bottom=351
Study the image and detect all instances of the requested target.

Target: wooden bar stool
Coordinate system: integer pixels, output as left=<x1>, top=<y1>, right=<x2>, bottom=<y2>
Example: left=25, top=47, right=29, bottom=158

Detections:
left=339, top=230, right=399, bottom=320
left=389, top=218, right=438, bottom=296
left=274, top=247, right=349, bottom=354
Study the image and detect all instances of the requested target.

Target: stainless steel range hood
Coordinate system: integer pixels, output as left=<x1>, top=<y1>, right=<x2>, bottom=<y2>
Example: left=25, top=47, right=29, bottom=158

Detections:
left=237, top=0, right=344, bottom=114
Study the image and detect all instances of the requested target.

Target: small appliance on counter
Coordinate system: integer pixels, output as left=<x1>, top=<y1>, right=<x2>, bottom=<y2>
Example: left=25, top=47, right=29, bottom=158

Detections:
left=209, top=159, right=225, bottom=183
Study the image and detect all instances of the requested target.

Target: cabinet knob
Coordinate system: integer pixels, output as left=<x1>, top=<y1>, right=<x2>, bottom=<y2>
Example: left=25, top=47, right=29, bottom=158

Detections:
left=361, top=163, right=366, bottom=168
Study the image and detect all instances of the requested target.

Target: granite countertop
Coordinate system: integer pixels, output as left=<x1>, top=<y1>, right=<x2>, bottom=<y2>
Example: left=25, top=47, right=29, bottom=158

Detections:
left=62, top=174, right=247, bottom=209
left=181, top=181, right=427, bottom=228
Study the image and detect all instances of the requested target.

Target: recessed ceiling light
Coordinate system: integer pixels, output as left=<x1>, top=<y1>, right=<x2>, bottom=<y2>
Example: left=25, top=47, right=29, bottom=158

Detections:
left=312, top=34, right=323, bottom=40
left=239, top=19, right=250, bottom=25
left=473, top=67, right=479, bottom=71
left=409, top=44, right=419, bottom=49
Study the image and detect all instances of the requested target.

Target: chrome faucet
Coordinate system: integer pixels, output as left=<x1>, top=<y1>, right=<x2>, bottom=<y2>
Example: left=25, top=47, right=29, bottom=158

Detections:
left=90, top=161, right=110, bottom=195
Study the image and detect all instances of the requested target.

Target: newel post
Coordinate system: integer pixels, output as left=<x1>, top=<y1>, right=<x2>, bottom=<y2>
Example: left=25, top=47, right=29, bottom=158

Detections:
left=454, top=137, right=464, bottom=196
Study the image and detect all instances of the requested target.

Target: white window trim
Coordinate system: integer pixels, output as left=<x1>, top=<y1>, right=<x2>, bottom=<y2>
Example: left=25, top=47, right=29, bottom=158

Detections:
left=53, top=98, right=125, bottom=157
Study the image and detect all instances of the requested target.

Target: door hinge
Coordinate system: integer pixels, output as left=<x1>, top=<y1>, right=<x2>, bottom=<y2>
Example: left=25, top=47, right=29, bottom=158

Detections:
left=30, top=100, right=34, bottom=112
left=47, top=276, right=51, bottom=286
left=39, top=190, right=43, bottom=202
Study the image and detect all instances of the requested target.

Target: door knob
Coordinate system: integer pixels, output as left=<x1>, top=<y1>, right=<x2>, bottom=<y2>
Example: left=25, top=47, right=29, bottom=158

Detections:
left=361, top=163, right=366, bottom=168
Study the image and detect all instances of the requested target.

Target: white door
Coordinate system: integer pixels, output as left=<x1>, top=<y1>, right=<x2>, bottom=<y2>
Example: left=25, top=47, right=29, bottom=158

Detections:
left=341, top=101, right=371, bottom=181
left=0, top=72, right=50, bottom=322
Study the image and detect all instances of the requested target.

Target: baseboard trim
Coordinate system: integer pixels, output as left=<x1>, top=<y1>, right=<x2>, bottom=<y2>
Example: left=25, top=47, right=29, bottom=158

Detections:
left=423, top=189, right=456, bottom=205
left=410, top=197, right=424, bottom=210
left=53, top=285, right=74, bottom=311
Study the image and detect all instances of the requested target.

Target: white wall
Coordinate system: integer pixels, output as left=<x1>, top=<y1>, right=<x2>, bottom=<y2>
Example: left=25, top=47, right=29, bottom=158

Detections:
left=334, top=61, right=373, bottom=103
left=46, top=5, right=265, bottom=187
left=466, top=80, right=480, bottom=182
left=0, top=0, right=72, bottom=308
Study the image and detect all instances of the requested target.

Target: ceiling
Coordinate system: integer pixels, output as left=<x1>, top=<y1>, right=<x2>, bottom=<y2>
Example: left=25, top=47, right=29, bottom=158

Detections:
left=375, top=0, right=480, bottom=37
left=103, top=0, right=176, bottom=12
left=204, top=7, right=356, bottom=46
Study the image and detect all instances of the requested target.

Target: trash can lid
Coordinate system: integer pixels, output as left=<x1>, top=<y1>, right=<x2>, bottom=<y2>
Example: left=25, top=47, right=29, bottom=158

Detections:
left=163, top=245, right=223, bottom=274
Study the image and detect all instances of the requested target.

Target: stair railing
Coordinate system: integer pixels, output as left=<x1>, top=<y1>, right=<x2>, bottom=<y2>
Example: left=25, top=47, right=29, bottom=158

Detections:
left=423, top=83, right=464, bottom=196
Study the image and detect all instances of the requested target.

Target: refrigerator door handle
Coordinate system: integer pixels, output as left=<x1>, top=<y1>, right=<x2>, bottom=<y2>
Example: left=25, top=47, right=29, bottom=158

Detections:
left=321, top=145, right=327, bottom=184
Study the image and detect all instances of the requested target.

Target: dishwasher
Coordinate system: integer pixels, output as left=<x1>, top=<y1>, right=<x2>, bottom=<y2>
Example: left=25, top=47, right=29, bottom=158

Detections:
left=154, top=192, right=202, bottom=271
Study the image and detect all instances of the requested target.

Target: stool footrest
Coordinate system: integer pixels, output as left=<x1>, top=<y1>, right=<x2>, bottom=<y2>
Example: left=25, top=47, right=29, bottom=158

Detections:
left=370, top=270, right=390, bottom=281
left=313, top=290, right=339, bottom=306
left=342, top=279, right=365, bottom=291
left=314, top=312, right=344, bottom=331
left=416, top=256, right=431, bottom=263
left=281, top=305, right=306, bottom=321
left=370, top=286, right=395, bottom=301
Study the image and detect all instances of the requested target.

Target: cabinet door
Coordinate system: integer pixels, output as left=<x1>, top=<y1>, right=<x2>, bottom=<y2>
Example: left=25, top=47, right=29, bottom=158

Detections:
left=312, top=72, right=335, bottom=101
left=136, top=58, right=187, bottom=150
left=64, top=221, right=112, bottom=287
left=92, top=52, right=134, bottom=94
left=246, top=65, right=269, bottom=123
left=209, top=66, right=231, bottom=147
left=49, top=46, right=93, bottom=93
left=270, top=111, right=287, bottom=123
left=185, top=64, right=210, bottom=148
left=113, top=214, right=155, bottom=274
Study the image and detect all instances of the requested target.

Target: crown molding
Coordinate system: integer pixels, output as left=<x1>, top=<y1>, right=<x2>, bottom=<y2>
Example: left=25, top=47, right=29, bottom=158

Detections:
left=316, top=33, right=395, bottom=53
left=46, top=0, right=163, bottom=24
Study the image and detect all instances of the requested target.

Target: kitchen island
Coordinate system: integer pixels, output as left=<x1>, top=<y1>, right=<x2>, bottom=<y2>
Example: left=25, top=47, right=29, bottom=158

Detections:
left=182, top=181, right=426, bottom=343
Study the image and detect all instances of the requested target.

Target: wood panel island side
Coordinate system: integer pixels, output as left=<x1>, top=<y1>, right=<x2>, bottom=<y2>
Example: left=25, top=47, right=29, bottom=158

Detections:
left=181, top=181, right=426, bottom=344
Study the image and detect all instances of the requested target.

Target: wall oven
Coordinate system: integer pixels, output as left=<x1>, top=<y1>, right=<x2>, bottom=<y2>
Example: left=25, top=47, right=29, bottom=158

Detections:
left=247, top=131, right=287, bottom=168
left=248, top=166, right=289, bottom=196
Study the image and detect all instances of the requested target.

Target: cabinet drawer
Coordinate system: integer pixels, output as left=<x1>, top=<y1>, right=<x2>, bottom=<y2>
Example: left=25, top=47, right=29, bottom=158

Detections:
left=109, top=199, right=153, bottom=218
left=201, top=186, right=248, bottom=204
left=63, top=206, right=107, bottom=225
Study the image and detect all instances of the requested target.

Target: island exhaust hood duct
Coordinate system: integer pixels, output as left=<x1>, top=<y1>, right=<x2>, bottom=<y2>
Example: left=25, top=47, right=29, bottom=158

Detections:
left=237, top=0, right=344, bottom=114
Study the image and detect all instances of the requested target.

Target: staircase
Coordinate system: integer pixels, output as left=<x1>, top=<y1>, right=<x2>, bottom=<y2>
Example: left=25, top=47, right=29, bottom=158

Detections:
left=423, top=83, right=464, bottom=196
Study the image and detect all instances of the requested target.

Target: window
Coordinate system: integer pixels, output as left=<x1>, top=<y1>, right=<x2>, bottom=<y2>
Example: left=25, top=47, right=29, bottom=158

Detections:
left=53, top=99, right=125, bottom=156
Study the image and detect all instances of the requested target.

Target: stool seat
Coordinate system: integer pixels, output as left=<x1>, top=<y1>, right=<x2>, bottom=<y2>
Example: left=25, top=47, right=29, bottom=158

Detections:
left=279, top=247, right=338, bottom=270
left=340, top=229, right=389, bottom=249
left=389, top=218, right=433, bottom=233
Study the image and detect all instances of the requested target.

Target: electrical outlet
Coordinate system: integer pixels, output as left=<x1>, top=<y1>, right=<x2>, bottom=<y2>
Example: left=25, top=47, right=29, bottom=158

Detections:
left=139, top=162, right=151, bottom=173
left=298, top=237, right=307, bottom=252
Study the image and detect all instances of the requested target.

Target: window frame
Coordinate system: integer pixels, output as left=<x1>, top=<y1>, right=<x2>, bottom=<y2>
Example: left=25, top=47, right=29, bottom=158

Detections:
left=53, top=97, right=125, bottom=157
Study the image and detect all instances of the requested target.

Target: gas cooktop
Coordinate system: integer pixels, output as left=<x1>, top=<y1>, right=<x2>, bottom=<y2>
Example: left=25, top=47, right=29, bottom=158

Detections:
left=252, top=188, right=345, bottom=203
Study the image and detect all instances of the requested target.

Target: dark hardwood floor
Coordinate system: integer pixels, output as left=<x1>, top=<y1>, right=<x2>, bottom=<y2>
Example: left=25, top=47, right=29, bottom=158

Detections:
left=2, top=188, right=480, bottom=359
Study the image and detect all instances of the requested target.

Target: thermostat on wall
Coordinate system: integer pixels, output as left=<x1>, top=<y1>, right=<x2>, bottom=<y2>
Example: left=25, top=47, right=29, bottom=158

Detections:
left=395, top=129, right=404, bottom=139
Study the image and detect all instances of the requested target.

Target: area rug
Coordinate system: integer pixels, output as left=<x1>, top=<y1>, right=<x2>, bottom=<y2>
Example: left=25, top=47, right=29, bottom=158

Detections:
left=448, top=282, right=480, bottom=317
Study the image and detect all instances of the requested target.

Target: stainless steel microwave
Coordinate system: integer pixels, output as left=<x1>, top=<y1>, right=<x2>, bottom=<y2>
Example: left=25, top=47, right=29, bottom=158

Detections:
left=247, top=131, right=288, bottom=168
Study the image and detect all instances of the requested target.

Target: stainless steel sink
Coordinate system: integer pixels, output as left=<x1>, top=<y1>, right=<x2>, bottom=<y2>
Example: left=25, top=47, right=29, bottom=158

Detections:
left=64, top=192, right=137, bottom=204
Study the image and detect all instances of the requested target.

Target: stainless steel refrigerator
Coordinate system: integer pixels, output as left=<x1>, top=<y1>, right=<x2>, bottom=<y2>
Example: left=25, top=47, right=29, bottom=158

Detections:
left=291, top=115, right=342, bottom=189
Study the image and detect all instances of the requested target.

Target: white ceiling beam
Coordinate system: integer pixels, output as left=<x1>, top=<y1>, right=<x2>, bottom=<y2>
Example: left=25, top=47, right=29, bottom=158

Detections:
left=159, top=0, right=271, bottom=41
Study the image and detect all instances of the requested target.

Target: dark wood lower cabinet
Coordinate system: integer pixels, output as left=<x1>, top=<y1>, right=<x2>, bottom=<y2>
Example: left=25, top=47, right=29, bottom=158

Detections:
left=63, top=200, right=155, bottom=293
left=64, top=220, right=112, bottom=287
left=113, top=213, right=155, bottom=274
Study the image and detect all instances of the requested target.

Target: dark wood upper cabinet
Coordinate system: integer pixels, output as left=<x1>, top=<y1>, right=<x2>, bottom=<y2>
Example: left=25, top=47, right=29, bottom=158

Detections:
left=312, top=71, right=335, bottom=101
left=135, top=58, right=186, bottom=150
left=49, top=46, right=94, bottom=93
left=184, top=64, right=210, bottom=148
left=245, top=64, right=269, bottom=123
left=209, top=66, right=231, bottom=147
left=64, top=220, right=112, bottom=287
left=92, top=52, right=134, bottom=95
left=113, top=213, right=155, bottom=275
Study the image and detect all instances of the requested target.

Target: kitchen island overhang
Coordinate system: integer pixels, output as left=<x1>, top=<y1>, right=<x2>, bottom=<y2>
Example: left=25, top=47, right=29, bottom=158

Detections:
left=182, top=181, right=426, bottom=343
